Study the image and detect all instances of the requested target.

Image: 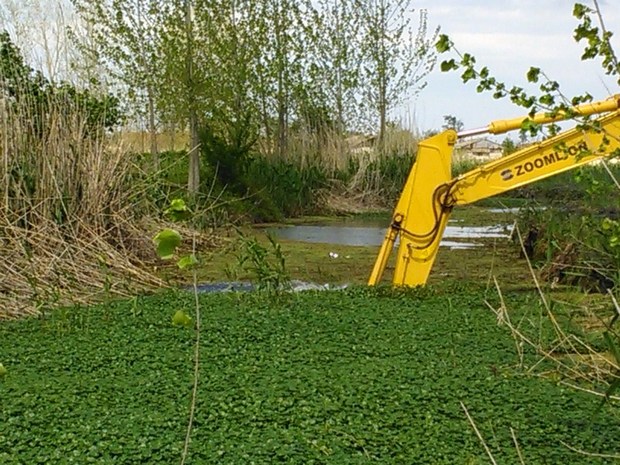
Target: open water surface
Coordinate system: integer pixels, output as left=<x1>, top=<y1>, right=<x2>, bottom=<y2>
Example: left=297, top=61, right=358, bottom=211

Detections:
left=266, top=221, right=511, bottom=249
left=196, top=209, right=517, bottom=292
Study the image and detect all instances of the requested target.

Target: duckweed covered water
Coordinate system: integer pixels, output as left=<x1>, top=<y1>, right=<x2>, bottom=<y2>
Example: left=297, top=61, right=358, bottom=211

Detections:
left=0, top=288, right=617, bottom=464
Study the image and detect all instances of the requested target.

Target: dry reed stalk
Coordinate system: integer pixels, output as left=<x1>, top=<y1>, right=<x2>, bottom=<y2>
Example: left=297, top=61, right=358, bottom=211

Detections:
left=510, top=428, right=526, bottom=465
left=460, top=401, right=498, bottom=465
left=256, top=120, right=418, bottom=206
left=0, top=76, right=179, bottom=319
left=559, top=440, right=620, bottom=460
left=484, top=223, right=620, bottom=395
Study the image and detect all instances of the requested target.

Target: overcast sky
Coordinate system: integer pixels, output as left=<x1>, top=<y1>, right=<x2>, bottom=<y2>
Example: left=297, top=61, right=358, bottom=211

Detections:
left=406, top=0, right=620, bottom=133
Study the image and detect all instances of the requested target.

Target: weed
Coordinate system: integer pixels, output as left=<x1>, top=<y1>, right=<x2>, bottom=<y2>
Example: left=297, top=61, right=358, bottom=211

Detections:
left=232, top=231, right=291, bottom=295
left=152, top=198, right=202, bottom=465
left=512, top=165, right=620, bottom=291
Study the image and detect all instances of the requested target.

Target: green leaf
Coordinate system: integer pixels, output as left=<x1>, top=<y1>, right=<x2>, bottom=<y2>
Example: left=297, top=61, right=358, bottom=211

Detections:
left=0, top=363, right=7, bottom=377
left=520, top=118, right=542, bottom=136
left=172, top=310, right=192, bottom=328
left=573, top=3, right=590, bottom=19
left=461, top=68, right=476, bottom=83
left=462, top=53, right=475, bottom=67
left=436, top=34, right=452, bottom=53
left=153, top=229, right=182, bottom=260
left=526, top=67, right=541, bottom=83
left=602, top=218, right=616, bottom=231
left=440, top=59, right=457, bottom=72
left=177, top=254, right=199, bottom=270
left=538, top=94, right=555, bottom=106
left=164, top=198, right=190, bottom=222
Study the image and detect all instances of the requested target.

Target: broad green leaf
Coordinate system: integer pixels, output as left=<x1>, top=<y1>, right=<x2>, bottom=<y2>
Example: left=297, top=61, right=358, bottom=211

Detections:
left=177, top=254, right=199, bottom=270
left=440, top=59, right=457, bottom=72
left=164, top=198, right=190, bottom=222
left=526, top=67, right=540, bottom=83
left=461, top=68, right=476, bottom=83
left=172, top=310, right=192, bottom=328
left=538, top=94, right=555, bottom=106
left=436, top=34, right=451, bottom=53
left=153, top=229, right=182, bottom=260
left=462, top=53, right=475, bottom=66
left=573, top=3, right=590, bottom=19
left=602, top=217, right=616, bottom=231
left=169, top=198, right=187, bottom=211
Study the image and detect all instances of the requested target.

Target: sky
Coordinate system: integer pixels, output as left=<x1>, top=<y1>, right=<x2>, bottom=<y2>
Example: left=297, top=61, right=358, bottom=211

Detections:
left=406, top=0, right=620, bottom=133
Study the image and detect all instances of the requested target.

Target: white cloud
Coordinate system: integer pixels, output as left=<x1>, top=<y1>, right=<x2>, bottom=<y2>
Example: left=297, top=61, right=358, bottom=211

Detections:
left=453, top=32, right=565, bottom=62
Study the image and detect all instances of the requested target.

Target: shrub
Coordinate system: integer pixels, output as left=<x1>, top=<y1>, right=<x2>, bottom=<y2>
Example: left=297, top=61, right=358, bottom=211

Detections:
left=514, top=165, right=620, bottom=291
left=244, top=157, right=328, bottom=219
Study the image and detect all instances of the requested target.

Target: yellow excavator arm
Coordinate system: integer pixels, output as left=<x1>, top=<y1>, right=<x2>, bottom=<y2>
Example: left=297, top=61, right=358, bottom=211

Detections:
left=369, top=95, right=620, bottom=287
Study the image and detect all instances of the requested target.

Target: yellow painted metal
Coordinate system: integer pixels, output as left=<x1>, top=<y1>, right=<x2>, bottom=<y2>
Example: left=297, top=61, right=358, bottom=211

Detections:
left=368, top=131, right=456, bottom=286
left=369, top=95, right=620, bottom=287
left=450, top=111, right=620, bottom=206
left=488, top=95, right=620, bottom=135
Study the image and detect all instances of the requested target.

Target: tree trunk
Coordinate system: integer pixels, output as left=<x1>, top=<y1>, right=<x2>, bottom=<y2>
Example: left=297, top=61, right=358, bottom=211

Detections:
left=185, top=0, right=200, bottom=194
left=188, top=109, right=200, bottom=193
left=378, top=77, right=387, bottom=153
left=169, top=122, right=176, bottom=151
left=277, top=102, right=287, bottom=159
left=260, top=92, right=272, bottom=155
left=147, top=89, right=159, bottom=171
left=276, top=63, right=287, bottom=159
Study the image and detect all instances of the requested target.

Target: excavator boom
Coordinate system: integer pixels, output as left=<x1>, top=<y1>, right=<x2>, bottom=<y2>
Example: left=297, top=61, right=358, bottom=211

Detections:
left=369, top=95, right=620, bottom=287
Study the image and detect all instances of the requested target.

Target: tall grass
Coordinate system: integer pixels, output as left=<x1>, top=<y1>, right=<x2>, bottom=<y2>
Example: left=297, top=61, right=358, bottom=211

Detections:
left=487, top=228, right=620, bottom=407
left=0, top=66, right=164, bottom=319
left=127, top=117, right=422, bottom=218
left=511, top=165, right=620, bottom=291
left=284, top=123, right=418, bottom=208
left=244, top=158, right=327, bottom=219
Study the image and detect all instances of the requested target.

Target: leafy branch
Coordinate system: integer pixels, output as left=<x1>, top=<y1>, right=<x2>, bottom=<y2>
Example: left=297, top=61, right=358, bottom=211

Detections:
left=436, top=0, right=620, bottom=409
left=152, top=198, right=200, bottom=465
left=435, top=2, right=619, bottom=138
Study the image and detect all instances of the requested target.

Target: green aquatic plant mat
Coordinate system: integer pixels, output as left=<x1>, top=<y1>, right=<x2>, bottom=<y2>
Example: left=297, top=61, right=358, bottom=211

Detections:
left=0, top=288, right=618, bottom=464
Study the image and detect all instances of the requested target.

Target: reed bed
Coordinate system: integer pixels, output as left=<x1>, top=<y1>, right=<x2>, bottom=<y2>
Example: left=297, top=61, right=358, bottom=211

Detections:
left=0, top=75, right=168, bottom=319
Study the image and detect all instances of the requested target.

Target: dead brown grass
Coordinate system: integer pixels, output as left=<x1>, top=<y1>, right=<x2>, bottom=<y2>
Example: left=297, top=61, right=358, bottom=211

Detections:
left=0, top=81, right=169, bottom=319
left=484, top=224, right=620, bottom=396
left=114, top=130, right=190, bottom=153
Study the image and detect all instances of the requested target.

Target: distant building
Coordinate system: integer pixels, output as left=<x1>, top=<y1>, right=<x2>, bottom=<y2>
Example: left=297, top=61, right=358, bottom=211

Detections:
left=346, top=134, right=377, bottom=153
left=455, top=138, right=503, bottom=160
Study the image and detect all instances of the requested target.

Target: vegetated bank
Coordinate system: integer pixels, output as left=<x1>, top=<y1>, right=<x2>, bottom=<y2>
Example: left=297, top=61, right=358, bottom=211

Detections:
left=506, top=163, right=620, bottom=291
left=147, top=123, right=418, bottom=224
left=0, top=286, right=618, bottom=464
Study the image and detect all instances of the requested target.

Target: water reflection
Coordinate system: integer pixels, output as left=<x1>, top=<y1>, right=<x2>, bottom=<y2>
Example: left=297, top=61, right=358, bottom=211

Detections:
left=267, top=224, right=509, bottom=248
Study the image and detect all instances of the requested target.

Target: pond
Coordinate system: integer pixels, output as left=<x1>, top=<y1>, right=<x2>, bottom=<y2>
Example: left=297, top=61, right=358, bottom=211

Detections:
left=266, top=220, right=512, bottom=249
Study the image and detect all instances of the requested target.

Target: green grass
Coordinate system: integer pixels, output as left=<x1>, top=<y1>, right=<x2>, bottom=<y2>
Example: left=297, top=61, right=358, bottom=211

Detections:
left=161, top=204, right=531, bottom=288
left=1, top=288, right=619, bottom=464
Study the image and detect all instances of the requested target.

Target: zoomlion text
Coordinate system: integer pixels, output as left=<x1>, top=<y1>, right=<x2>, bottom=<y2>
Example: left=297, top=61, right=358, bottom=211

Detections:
left=500, top=141, right=588, bottom=181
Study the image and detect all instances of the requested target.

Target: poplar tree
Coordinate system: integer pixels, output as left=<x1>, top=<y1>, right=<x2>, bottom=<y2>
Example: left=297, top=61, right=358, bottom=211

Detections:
left=70, top=0, right=167, bottom=165
left=251, top=0, right=305, bottom=158
left=358, top=1, right=438, bottom=148
left=304, top=0, right=362, bottom=134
